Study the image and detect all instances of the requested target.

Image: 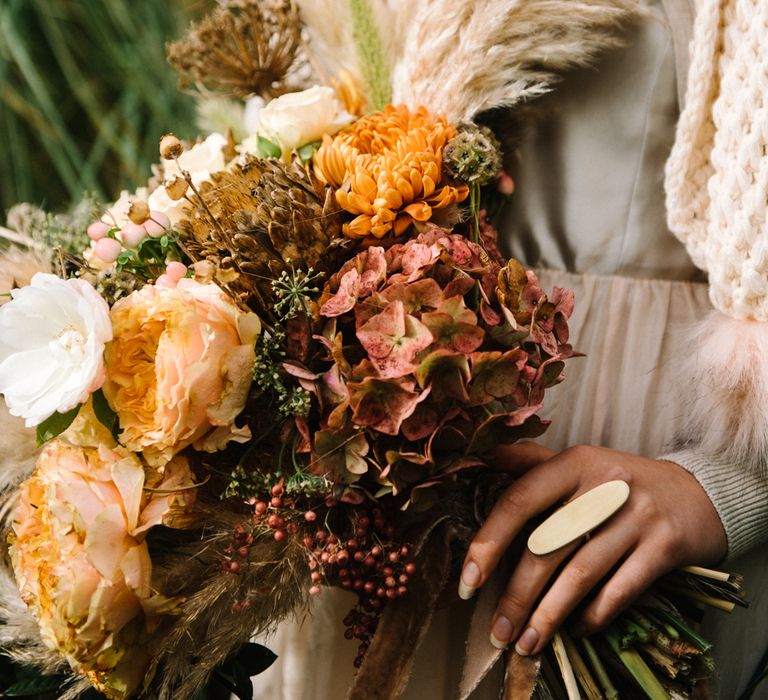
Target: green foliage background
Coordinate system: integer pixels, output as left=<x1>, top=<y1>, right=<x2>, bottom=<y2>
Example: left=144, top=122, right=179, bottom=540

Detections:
left=0, top=0, right=202, bottom=214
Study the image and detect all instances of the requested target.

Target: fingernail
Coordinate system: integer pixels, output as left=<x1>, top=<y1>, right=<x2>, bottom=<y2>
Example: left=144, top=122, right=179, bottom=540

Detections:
left=490, top=616, right=513, bottom=649
left=515, top=627, right=539, bottom=656
left=458, top=561, right=481, bottom=600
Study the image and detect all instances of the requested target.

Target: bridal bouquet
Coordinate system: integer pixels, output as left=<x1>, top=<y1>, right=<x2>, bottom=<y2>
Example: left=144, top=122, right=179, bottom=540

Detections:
left=0, top=2, right=745, bottom=700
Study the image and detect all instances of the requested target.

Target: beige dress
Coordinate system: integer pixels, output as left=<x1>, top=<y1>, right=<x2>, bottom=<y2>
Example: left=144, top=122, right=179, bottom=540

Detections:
left=252, top=5, right=768, bottom=698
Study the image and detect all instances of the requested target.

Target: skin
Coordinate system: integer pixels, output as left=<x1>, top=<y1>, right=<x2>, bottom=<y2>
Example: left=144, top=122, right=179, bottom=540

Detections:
left=459, top=442, right=728, bottom=655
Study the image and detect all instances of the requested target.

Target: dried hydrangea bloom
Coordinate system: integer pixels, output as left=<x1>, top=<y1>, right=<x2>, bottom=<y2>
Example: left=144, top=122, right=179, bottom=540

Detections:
left=314, top=104, right=469, bottom=238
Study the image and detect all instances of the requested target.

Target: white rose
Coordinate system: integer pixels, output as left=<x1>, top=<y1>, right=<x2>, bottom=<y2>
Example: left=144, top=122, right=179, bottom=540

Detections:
left=257, top=86, right=354, bottom=157
left=0, top=274, right=112, bottom=427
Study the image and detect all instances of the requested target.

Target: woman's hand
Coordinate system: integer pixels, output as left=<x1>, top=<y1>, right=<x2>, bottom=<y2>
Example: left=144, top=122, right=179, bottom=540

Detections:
left=459, top=443, right=727, bottom=655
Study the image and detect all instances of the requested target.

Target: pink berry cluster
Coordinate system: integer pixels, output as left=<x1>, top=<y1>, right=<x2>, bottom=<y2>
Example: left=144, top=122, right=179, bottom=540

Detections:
left=87, top=209, right=171, bottom=264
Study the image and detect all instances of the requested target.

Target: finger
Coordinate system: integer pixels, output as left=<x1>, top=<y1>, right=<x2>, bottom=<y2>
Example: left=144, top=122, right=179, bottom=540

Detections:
left=509, top=523, right=638, bottom=655
left=491, top=441, right=557, bottom=475
left=488, top=540, right=579, bottom=648
left=459, top=455, right=580, bottom=599
left=572, top=542, right=675, bottom=638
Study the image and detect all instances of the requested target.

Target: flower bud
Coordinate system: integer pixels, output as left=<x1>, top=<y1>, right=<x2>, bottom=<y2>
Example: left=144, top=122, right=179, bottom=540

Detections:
left=155, top=274, right=175, bottom=289
left=87, top=221, right=110, bottom=241
left=120, top=222, right=147, bottom=248
left=166, top=261, right=187, bottom=282
left=496, top=171, right=515, bottom=196
left=94, top=237, right=123, bottom=263
left=127, top=200, right=151, bottom=225
left=159, top=133, right=184, bottom=160
left=165, top=176, right=189, bottom=201
left=145, top=210, right=171, bottom=238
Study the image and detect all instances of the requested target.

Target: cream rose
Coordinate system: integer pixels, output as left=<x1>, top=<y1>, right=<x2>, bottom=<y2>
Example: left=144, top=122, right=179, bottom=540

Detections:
left=103, top=279, right=260, bottom=467
left=10, top=436, right=194, bottom=699
left=255, top=86, right=354, bottom=157
left=0, top=273, right=112, bottom=427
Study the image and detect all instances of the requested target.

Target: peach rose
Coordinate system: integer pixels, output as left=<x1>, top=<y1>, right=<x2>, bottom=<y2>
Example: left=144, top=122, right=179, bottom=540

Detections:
left=103, top=279, right=260, bottom=467
left=10, top=437, right=195, bottom=699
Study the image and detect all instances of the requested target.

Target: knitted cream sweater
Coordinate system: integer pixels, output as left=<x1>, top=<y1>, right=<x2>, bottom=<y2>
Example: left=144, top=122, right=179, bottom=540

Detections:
left=663, top=0, right=768, bottom=560
left=666, top=0, right=768, bottom=321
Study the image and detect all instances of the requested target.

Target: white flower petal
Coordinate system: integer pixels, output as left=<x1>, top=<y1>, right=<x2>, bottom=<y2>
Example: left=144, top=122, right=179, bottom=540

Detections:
left=0, top=275, right=111, bottom=426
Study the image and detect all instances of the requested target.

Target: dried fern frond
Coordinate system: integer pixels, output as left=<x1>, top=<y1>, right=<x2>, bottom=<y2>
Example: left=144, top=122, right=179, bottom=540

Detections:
left=391, top=0, right=642, bottom=122
left=167, top=0, right=306, bottom=99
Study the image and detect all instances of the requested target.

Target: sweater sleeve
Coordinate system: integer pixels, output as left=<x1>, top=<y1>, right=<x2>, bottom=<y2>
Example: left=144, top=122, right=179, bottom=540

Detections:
left=660, top=447, right=768, bottom=562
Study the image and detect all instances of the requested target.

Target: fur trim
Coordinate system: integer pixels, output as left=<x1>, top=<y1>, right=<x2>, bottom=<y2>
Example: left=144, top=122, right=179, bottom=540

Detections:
left=675, top=310, right=768, bottom=474
left=391, top=0, right=642, bottom=122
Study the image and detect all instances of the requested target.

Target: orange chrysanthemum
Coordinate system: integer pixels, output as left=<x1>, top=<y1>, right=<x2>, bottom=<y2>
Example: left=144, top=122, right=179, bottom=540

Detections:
left=314, top=104, right=469, bottom=239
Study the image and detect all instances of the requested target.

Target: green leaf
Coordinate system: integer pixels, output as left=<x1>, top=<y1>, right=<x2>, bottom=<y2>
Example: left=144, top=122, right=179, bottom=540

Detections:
left=297, top=141, right=320, bottom=163
left=211, top=643, right=277, bottom=700
left=233, top=642, right=278, bottom=675
left=137, top=237, right=162, bottom=261
left=36, top=405, right=81, bottom=446
left=92, top=388, right=118, bottom=437
left=255, top=135, right=281, bottom=159
left=116, top=251, right=134, bottom=267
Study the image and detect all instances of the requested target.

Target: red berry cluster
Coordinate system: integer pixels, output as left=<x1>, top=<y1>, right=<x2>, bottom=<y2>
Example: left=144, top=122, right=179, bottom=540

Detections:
left=220, top=523, right=255, bottom=575
left=219, top=480, right=298, bottom=581
left=301, top=509, right=417, bottom=668
left=221, top=479, right=419, bottom=669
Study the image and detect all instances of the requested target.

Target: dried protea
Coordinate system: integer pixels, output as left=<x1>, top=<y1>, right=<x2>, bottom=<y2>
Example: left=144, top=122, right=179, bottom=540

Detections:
left=176, top=155, right=347, bottom=312
left=167, top=0, right=306, bottom=99
left=251, top=158, right=345, bottom=268
left=443, top=123, right=503, bottom=187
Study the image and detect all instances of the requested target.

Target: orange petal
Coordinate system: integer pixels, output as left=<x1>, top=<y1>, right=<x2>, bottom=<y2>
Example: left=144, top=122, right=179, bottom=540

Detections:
left=345, top=215, right=373, bottom=238
left=393, top=214, right=413, bottom=237
left=353, top=172, right=378, bottom=198
left=396, top=178, right=415, bottom=202
left=403, top=201, right=432, bottom=222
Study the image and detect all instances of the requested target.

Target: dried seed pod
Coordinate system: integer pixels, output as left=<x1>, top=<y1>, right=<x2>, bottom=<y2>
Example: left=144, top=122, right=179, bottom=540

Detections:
left=176, top=155, right=348, bottom=314
left=165, top=176, right=189, bottom=201
left=167, top=0, right=307, bottom=99
left=128, top=200, right=151, bottom=225
left=160, top=133, right=184, bottom=160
